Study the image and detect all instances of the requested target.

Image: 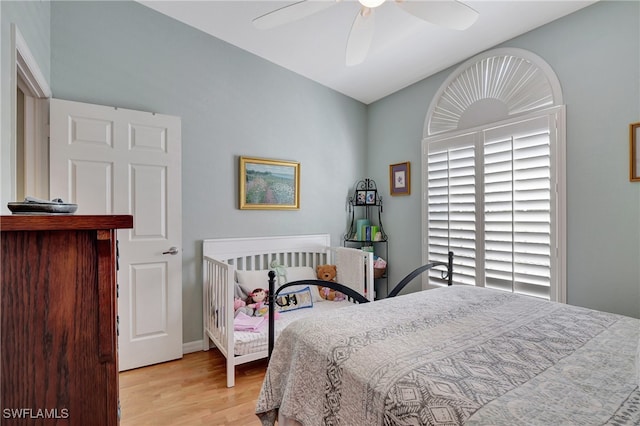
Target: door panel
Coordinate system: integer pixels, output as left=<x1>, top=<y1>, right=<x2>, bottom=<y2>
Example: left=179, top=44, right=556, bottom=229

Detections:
left=69, top=160, right=113, bottom=213
left=131, top=262, right=167, bottom=337
left=131, top=164, right=166, bottom=239
left=50, top=98, right=182, bottom=371
left=72, top=116, right=113, bottom=147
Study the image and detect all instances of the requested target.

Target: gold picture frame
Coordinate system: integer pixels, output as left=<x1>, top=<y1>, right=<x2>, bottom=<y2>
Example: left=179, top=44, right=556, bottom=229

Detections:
left=239, top=156, right=300, bottom=210
left=631, top=122, right=640, bottom=182
left=390, top=161, right=411, bottom=196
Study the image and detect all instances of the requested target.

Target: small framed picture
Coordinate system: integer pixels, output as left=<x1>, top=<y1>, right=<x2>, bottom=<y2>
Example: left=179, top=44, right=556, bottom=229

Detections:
left=631, top=122, right=640, bottom=182
left=390, top=161, right=411, bottom=196
left=355, top=190, right=367, bottom=205
left=365, top=190, right=377, bottom=205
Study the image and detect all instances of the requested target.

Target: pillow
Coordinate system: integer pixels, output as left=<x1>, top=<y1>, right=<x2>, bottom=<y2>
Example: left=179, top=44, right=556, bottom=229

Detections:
left=234, top=282, right=248, bottom=300
left=274, top=286, right=313, bottom=313
left=282, top=266, right=322, bottom=302
left=235, top=266, right=322, bottom=302
left=235, top=269, right=272, bottom=296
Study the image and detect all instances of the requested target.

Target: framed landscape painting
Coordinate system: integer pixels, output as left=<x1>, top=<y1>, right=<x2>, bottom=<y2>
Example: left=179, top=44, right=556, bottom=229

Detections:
left=239, top=156, right=300, bottom=210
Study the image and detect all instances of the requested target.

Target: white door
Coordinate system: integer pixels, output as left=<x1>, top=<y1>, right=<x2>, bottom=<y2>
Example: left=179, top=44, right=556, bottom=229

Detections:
left=49, top=98, right=183, bottom=371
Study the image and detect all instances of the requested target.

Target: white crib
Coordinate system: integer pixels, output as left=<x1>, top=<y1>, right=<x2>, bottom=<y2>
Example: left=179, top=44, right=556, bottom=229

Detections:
left=202, top=234, right=374, bottom=387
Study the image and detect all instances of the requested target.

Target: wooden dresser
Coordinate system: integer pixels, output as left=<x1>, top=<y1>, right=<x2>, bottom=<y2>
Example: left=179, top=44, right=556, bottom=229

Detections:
left=1, top=215, right=133, bottom=425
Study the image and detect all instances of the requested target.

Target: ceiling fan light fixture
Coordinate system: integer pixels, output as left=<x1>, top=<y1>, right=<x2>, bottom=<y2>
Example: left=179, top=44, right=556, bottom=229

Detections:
left=358, top=0, right=385, bottom=9
left=253, top=0, right=480, bottom=67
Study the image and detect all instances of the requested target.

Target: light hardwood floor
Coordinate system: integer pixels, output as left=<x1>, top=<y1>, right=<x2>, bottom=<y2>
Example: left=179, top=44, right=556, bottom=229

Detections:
left=119, top=350, right=268, bottom=426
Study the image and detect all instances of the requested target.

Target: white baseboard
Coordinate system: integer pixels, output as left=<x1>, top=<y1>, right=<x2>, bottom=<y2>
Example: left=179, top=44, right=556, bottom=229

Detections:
left=182, top=340, right=204, bottom=354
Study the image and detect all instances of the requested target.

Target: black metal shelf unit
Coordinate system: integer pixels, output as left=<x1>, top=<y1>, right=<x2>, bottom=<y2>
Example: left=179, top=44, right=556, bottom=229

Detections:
left=343, top=178, right=389, bottom=298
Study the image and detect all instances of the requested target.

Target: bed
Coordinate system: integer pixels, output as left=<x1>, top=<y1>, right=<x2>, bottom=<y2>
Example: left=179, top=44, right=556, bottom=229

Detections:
left=202, top=234, right=375, bottom=387
left=256, top=284, right=640, bottom=425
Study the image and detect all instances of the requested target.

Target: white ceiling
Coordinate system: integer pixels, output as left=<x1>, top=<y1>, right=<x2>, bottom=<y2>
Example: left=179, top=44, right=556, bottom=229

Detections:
left=139, top=0, right=597, bottom=104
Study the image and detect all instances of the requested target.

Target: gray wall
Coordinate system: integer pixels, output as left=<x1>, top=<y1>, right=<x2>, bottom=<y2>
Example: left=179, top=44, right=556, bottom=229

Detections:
left=48, top=1, right=367, bottom=343
left=368, top=0, right=640, bottom=318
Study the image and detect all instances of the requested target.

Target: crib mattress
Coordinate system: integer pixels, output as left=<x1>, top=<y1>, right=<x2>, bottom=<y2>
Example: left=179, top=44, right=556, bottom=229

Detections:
left=234, top=300, right=354, bottom=356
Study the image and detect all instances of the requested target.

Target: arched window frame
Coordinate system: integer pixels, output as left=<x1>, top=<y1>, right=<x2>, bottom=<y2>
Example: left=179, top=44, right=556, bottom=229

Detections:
left=422, top=48, right=566, bottom=303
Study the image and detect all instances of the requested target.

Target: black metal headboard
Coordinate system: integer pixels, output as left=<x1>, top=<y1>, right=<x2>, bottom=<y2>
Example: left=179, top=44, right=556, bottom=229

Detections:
left=387, top=251, right=454, bottom=298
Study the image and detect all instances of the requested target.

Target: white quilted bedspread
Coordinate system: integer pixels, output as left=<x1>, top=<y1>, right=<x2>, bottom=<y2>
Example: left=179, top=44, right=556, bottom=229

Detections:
left=256, top=286, right=640, bottom=426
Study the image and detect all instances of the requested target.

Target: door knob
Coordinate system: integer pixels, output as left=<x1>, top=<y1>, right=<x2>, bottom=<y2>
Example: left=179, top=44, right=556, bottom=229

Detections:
left=162, top=246, right=179, bottom=255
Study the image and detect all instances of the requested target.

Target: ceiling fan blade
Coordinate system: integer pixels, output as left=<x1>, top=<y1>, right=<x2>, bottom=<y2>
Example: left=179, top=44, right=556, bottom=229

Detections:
left=253, top=0, right=338, bottom=30
left=346, top=7, right=375, bottom=67
left=395, top=0, right=478, bottom=30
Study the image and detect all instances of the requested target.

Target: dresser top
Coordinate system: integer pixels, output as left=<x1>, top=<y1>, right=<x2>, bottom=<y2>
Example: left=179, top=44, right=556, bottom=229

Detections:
left=0, top=215, right=133, bottom=231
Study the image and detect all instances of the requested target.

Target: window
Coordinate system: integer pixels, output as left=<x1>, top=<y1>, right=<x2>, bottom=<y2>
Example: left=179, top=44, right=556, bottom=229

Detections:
left=424, top=110, right=564, bottom=301
left=422, top=48, right=566, bottom=302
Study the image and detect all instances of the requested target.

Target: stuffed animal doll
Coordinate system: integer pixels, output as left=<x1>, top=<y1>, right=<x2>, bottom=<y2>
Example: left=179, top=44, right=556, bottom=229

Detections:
left=246, top=288, right=267, bottom=315
left=316, top=264, right=345, bottom=301
left=246, top=288, right=279, bottom=318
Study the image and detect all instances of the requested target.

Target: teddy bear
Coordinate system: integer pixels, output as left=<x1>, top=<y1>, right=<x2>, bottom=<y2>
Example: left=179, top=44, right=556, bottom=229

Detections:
left=316, top=264, right=345, bottom=301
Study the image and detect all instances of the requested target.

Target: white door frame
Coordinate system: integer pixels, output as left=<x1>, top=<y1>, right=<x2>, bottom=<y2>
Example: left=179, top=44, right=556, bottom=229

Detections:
left=10, top=24, right=52, bottom=202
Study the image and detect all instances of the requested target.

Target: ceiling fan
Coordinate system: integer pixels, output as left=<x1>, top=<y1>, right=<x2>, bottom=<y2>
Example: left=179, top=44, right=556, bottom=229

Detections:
left=252, top=0, right=479, bottom=66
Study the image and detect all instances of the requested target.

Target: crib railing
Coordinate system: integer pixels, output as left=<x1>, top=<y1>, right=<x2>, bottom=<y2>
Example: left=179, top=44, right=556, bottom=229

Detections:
left=203, top=256, right=233, bottom=354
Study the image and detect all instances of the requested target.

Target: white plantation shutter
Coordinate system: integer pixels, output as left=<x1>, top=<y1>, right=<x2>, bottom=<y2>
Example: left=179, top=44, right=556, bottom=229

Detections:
left=484, top=116, right=551, bottom=298
left=426, top=134, right=477, bottom=286
left=424, top=112, right=561, bottom=301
